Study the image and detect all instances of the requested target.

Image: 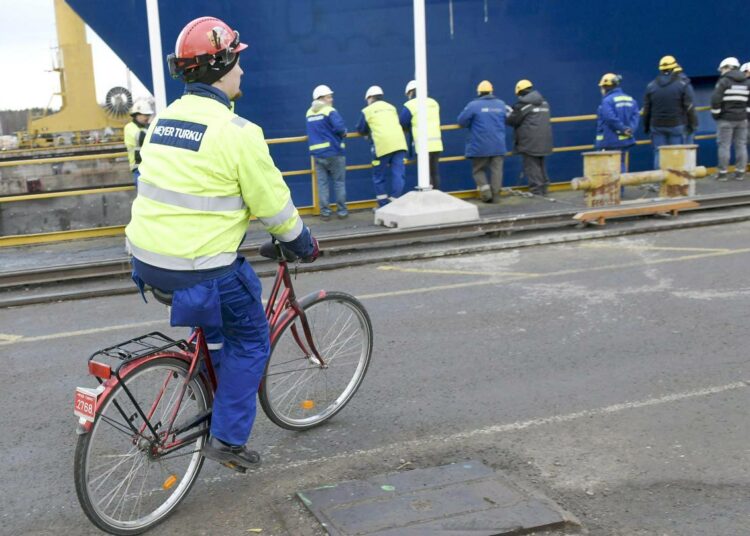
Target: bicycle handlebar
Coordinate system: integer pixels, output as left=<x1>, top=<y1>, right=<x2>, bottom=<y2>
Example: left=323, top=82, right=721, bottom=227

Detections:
left=259, top=240, right=299, bottom=262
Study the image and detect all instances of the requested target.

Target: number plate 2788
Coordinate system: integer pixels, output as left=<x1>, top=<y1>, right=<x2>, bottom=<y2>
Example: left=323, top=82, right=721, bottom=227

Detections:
left=74, top=388, right=97, bottom=422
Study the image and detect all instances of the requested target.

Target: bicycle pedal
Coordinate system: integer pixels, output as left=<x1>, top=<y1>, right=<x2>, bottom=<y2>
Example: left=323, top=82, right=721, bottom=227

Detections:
left=221, top=461, right=247, bottom=474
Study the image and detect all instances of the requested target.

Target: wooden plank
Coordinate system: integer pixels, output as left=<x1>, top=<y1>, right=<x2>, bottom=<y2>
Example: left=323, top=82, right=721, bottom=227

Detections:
left=574, top=200, right=699, bottom=224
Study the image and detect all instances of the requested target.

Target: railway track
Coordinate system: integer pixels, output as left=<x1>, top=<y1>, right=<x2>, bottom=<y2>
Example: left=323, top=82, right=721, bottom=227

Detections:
left=3, top=190, right=750, bottom=307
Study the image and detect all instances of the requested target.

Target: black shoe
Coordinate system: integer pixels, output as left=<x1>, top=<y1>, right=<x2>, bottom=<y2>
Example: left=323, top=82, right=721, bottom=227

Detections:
left=337, top=212, right=349, bottom=219
left=320, top=213, right=331, bottom=222
left=735, top=172, right=745, bottom=181
left=202, top=436, right=260, bottom=470
left=717, top=172, right=729, bottom=182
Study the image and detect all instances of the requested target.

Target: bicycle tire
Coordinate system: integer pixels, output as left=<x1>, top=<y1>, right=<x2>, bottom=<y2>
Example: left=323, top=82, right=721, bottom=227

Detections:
left=259, top=291, right=373, bottom=431
left=74, top=357, right=211, bottom=535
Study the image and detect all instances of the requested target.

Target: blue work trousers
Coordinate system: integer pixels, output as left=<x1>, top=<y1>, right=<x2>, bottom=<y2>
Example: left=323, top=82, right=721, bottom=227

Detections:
left=651, top=125, right=685, bottom=169
left=372, top=150, right=406, bottom=206
left=315, top=155, right=347, bottom=216
left=201, top=262, right=270, bottom=446
left=204, top=261, right=271, bottom=445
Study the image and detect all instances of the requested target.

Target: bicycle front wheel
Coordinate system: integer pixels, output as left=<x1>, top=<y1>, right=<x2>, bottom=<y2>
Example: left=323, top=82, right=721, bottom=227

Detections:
left=74, top=357, right=211, bottom=535
left=260, top=291, right=373, bottom=430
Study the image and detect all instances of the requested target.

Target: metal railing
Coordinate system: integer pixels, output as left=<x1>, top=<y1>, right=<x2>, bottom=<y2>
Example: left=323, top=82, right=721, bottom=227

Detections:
left=0, top=106, right=717, bottom=247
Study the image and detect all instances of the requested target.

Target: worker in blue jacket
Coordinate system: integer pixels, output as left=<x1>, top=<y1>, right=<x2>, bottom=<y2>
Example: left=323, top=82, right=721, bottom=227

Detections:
left=457, top=80, right=508, bottom=203
left=306, top=84, right=348, bottom=220
left=595, top=73, right=639, bottom=172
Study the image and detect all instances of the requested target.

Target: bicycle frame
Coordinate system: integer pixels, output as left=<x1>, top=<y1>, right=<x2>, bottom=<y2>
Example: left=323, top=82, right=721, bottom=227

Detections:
left=77, top=258, right=327, bottom=454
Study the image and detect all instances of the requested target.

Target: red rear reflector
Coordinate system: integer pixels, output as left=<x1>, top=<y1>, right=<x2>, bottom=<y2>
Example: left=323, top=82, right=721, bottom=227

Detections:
left=88, top=361, right=112, bottom=379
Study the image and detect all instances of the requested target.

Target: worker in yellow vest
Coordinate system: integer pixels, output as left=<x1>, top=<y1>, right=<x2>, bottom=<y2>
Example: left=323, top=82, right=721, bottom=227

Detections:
left=124, top=100, right=154, bottom=184
left=356, top=86, right=408, bottom=207
left=126, top=16, right=318, bottom=470
left=399, top=80, right=444, bottom=189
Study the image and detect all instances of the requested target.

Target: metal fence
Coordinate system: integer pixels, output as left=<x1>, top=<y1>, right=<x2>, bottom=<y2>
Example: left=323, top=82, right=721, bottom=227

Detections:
left=0, top=106, right=716, bottom=247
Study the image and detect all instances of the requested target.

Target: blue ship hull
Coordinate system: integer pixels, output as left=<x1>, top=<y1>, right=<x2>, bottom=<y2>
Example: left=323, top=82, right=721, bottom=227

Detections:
left=69, top=0, right=744, bottom=205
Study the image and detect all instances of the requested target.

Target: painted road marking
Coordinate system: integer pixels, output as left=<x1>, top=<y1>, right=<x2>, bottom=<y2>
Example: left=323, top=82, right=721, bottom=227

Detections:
left=579, top=243, right=731, bottom=253
left=0, top=333, right=22, bottom=342
left=202, top=380, right=749, bottom=483
left=378, top=265, right=539, bottom=277
left=0, top=319, right=165, bottom=347
left=5, top=246, right=750, bottom=346
left=376, top=246, right=750, bottom=285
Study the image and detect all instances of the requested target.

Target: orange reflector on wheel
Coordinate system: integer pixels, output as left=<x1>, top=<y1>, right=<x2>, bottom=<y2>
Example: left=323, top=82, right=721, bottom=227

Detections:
left=162, top=474, right=178, bottom=490
left=301, top=400, right=315, bottom=410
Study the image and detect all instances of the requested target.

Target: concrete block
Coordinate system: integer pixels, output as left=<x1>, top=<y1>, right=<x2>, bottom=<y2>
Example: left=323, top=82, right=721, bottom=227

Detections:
left=373, top=189, right=479, bottom=229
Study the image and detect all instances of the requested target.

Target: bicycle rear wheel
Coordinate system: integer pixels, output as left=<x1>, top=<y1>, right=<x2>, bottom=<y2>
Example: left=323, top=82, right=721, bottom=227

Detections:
left=74, top=357, right=211, bottom=535
left=260, top=291, right=373, bottom=430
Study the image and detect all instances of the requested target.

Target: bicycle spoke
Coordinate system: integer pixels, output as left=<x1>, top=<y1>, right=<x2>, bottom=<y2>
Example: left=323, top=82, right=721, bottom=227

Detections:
left=77, top=358, right=209, bottom=533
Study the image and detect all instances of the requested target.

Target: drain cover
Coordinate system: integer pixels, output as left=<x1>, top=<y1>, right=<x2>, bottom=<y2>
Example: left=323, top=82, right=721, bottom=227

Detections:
left=297, top=460, right=579, bottom=535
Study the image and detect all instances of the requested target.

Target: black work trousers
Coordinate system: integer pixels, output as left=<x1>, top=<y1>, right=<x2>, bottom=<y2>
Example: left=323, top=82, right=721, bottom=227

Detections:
left=522, top=154, right=549, bottom=195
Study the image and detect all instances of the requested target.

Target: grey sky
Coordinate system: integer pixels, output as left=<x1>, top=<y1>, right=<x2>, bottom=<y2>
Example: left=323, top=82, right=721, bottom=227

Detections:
left=0, top=0, right=150, bottom=110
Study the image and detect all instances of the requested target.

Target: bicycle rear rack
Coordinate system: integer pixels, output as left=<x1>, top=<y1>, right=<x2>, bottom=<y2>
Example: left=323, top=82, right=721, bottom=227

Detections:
left=88, top=332, right=192, bottom=373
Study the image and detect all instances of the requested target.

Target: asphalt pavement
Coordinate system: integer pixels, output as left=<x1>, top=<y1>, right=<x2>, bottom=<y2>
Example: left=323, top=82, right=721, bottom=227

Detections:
left=2, top=221, right=750, bottom=535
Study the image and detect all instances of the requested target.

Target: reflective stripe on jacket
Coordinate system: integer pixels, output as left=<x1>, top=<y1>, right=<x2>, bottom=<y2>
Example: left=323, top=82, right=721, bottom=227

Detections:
left=125, top=90, right=307, bottom=271
left=456, top=95, right=507, bottom=157
left=400, top=97, right=444, bottom=153
left=124, top=121, right=148, bottom=171
left=356, top=100, right=408, bottom=158
left=595, top=88, right=639, bottom=149
left=305, top=101, right=347, bottom=157
left=710, top=69, right=750, bottom=122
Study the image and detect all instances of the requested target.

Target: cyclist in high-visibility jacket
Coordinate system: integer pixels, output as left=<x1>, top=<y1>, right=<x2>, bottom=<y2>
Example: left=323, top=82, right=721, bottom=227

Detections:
left=125, top=16, right=318, bottom=470
left=595, top=73, right=639, bottom=172
left=355, top=86, right=408, bottom=207
left=399, top=80, right=444, bottom=189
left=123, top=100, right=154, bottom=184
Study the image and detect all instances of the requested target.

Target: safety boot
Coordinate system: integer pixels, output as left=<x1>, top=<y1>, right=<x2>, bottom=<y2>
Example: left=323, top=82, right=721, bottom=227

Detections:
left=717, top=171, right=729, bottom=182
left=203, top=436, right=260, bottom=471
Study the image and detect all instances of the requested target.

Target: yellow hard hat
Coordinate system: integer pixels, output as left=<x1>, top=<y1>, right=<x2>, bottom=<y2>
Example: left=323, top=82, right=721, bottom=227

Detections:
left=515, top=79, right=533, bottom=95
left=476, top=80, right=493, bottom=94
left=598, top=73, right=620, bottom=87
left=659, top=55, right=679, bottom=71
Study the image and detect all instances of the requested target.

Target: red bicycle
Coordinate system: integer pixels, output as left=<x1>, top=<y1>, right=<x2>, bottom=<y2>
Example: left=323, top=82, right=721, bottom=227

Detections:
left=72, top=241, right=373, bottom=535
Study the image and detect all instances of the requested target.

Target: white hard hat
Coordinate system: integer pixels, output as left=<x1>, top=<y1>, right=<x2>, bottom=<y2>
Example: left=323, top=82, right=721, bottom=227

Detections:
left=718, top=57, right=740, bottom=71
left=404, top=80, right=417, bottom=95
left=741, top=62, right=750, bottom=73
left=130, top=100, right=154, bottom=115
left=365, top=85, right=384, bottom=99
left=312, top=84, right=333, bottom=100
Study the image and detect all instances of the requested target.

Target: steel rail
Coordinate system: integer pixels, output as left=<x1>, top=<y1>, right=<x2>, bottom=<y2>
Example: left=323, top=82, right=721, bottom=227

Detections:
left=3, top=190, right=750, bottom=294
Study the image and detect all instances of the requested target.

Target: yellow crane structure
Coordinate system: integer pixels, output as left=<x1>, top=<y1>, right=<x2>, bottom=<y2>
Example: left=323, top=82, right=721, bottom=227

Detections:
left=24, top=0, right=131, bottom=147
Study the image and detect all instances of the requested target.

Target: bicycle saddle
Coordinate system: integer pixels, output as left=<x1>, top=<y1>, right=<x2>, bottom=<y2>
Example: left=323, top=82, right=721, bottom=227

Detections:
left=147, top=286, right=173, bottom=306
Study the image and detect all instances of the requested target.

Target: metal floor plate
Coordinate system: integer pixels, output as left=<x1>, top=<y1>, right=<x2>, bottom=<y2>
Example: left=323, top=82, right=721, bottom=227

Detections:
left=297, top=460, right=579, bottom=535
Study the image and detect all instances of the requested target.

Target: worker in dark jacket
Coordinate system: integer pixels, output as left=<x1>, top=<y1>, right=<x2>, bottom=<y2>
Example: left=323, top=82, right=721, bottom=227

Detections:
left=711, top=57, right=749, bottom=180
left=642, top=55, right=698, bottom=169
left=506, top=80, right=553, bottom=196
left=457, top=80, right=507, bottom=202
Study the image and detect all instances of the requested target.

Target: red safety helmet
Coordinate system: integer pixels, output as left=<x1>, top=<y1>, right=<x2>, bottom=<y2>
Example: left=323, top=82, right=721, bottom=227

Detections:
left=167, top=17, right=248, bottom=82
